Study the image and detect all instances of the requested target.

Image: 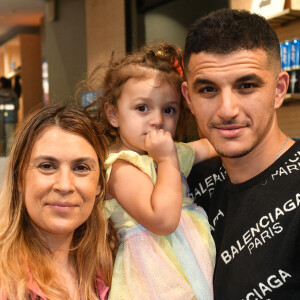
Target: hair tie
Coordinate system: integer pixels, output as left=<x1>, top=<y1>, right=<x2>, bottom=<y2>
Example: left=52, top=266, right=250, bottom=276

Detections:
left=156, top=50, right=164, bottom=57
left=173, top=59, right=183, bottom=76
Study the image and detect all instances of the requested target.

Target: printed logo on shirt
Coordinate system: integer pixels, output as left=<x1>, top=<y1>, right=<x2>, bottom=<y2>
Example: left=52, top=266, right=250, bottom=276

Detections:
left=188, top=168, right=226, bottom=200
left=270, top=151, right=300, bottom=182
left=242, top=269, right=292, bottom=300
left=210, top=209, right=225, bottom=232
left=219, top=193, right=300, bottom=264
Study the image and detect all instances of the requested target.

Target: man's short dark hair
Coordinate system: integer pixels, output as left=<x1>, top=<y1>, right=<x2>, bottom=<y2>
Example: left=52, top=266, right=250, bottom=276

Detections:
left=184, top=9, right=280, bottom=71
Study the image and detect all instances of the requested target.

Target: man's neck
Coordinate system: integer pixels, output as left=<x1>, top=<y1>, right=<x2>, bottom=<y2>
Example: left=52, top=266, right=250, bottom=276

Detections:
left=222, top=132, right=294, bottom=184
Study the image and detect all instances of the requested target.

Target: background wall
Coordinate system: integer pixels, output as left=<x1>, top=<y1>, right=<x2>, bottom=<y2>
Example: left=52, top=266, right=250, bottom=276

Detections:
left=144, top=0, right=228, bottom=48
left=44, top=0, right=87, bottom=104
left=85, top=0, right=126, bottom=74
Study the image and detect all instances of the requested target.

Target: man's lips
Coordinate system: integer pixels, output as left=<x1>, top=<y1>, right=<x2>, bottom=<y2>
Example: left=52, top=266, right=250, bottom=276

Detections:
left=214, top=124, right=246, bottom=138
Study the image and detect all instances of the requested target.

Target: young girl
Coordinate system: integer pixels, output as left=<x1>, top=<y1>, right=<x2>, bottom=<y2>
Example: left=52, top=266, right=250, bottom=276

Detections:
left=88, top=43, right=216, bottom=300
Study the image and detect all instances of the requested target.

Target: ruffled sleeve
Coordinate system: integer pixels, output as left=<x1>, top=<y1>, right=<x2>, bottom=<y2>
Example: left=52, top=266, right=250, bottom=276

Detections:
left=175, top=142, right=195, bottom=178
left=105, top=150, right=157, bottom=184
left=103, top=150, right=157, bottom=221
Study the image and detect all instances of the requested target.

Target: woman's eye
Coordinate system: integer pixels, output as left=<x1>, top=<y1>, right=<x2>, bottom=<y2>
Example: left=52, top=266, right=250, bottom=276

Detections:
left=164, top=107, right=176, bottom=114
left=136, top=105, right=149, bottom=112
left=38, top=163, right=55, bottom=172
left=74, top=165, right=90, bottom=173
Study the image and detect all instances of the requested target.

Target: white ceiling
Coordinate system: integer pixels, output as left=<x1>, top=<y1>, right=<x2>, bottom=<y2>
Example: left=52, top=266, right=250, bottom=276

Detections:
left=0, top=0, right=45, bottom=45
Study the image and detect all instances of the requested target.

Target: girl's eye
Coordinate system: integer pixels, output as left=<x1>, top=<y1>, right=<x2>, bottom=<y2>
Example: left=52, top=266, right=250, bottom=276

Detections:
left=164, top=107, right=176, bottom=114
left=136, top=105, right=149, bottom=112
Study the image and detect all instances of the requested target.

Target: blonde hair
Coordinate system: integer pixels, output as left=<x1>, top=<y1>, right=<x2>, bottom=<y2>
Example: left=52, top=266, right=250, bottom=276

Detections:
left=0, top=105, right=116, bottom=299
left=84, top=42, right=193, bottom=144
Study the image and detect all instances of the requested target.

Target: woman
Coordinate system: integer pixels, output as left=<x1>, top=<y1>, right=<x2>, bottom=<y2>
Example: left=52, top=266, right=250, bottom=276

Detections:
left=0, top=105, right=116, bottom=299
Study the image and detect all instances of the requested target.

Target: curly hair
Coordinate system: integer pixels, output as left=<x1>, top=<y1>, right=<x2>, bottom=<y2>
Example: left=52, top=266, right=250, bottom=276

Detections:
left=84, top=42, right=194, bottom=144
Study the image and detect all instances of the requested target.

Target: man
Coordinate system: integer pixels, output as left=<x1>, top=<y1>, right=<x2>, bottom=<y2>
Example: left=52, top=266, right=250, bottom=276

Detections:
left=182, top=9, right=300, bottom=299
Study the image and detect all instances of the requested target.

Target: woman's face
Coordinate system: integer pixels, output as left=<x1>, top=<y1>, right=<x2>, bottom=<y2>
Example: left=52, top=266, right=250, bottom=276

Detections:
left=23, top=126, right=101, bottom=241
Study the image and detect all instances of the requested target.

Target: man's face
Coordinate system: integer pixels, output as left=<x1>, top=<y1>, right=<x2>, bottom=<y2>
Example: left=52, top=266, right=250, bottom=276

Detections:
left=182, top=49, right=287, bottom=158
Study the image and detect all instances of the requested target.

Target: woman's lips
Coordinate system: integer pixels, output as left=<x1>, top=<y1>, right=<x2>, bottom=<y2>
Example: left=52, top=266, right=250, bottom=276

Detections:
left=45, top=202, right=78, bottom=212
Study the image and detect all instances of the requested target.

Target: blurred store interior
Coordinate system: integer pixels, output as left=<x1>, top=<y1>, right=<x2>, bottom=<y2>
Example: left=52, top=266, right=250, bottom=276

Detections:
left=0, top=0, right=299, bottom=165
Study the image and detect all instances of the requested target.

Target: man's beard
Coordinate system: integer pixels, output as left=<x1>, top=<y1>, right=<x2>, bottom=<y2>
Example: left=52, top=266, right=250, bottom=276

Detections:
left=215, top=145, right=254, bottom=159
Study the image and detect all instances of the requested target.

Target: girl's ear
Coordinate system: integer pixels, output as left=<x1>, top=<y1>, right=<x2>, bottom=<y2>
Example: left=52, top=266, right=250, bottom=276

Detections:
left=105, top=103, right=119, bottom=128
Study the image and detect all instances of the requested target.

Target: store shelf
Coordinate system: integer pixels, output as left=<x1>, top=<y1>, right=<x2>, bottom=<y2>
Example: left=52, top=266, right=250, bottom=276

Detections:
left=268, top=9, right=300, bottom=28
left=284, top=93, right=300, bottom=104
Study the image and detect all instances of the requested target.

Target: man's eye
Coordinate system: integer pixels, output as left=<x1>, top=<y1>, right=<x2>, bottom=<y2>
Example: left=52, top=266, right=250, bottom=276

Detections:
left=164, top=107, right=176, bottom=114
left=200, top=87, right=217, bottom=93
left=240, top=83, right=255, bottom=89
left=136, top=105, right=149, bottom=112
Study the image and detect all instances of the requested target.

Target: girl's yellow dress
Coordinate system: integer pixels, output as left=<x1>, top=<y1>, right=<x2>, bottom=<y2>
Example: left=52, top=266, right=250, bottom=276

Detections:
left=104, top=143, right=216, bottom=300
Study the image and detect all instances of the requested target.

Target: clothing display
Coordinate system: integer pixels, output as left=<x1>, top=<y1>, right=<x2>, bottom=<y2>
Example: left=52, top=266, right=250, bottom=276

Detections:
left=188, top=141, right=300, bottom=299
left=104, top=143, right=215, bottom=300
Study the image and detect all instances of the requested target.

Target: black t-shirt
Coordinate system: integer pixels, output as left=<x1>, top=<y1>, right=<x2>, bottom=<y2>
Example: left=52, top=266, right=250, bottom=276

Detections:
left=187, top=142, right=300, bottom=300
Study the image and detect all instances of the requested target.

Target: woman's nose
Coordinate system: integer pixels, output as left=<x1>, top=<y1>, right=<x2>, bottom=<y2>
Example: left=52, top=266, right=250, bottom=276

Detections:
left=53, top=168, right=75, bottom=194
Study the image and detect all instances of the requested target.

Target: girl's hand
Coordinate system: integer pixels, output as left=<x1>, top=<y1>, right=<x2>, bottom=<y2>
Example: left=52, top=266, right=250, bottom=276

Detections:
left=144, top=129, right=177, bottom=164
left=108, top=128, right=182, bottom=235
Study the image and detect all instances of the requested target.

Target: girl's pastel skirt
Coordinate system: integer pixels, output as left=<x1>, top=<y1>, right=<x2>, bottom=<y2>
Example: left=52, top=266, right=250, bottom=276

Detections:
left=108, top=205, right=216, bottom=300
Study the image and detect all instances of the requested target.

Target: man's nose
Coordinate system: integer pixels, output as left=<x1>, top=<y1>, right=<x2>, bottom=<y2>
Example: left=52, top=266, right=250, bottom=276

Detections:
left=217, top=90, right=240, bottom=121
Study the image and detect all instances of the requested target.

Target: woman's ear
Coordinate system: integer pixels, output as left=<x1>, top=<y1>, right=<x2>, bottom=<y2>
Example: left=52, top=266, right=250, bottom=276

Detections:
left=96, top=183, right=101, bottom=196
left=104, top=103, right=119, bottom=128
left=18, top=178, right=22, bottom=193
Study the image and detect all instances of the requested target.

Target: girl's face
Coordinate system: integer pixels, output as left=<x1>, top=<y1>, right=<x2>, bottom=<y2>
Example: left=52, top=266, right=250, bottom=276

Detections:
left=107, top=77, right=181, bottom=154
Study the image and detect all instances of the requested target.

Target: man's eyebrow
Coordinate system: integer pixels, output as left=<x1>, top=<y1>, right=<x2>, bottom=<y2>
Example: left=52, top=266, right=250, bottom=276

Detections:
left=192, top=78, right=215, bottom=90
left=235, top=74, right=264, bottom=84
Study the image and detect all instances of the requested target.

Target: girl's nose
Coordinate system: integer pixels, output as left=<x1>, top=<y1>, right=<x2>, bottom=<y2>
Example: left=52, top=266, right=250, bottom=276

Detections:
left=150, top=111, right=164, bottom=129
